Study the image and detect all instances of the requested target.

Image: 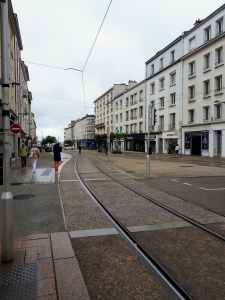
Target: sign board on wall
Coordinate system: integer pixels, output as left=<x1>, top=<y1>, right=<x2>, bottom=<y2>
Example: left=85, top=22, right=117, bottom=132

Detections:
left=202, top=131, right=209, bottom=156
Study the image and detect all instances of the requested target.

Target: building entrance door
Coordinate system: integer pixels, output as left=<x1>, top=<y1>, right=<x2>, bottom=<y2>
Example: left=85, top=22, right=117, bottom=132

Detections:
left=158, top=139, right=163, bottom=154
left=192, top=136, right=201, bottom=155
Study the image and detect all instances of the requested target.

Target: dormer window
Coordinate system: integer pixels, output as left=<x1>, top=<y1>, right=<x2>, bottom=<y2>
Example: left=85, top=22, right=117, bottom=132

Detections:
left=204, top=26, right=211, bottom=42
left=216, top=18, right=223, bottom=36
left=189, top=37, right=195, bottom=51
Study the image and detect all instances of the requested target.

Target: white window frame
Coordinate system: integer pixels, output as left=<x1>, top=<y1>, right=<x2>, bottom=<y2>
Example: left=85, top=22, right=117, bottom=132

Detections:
left=160, top=58, right=163, bottom=70
left=170, top=50, right=175, bottom=63
left=204, top=26, right=211, bottom=43
left=188, top=61, right=195, bottom=77
left=203, top=53, right=210, bottom=71
left=188, top=85, right=195, bottom=100
left=215, top=47, right=223, bottom=66
left=170, top=93, right=176, bottom=105
left=188, top=110, right=194, bottom=123
left=159, top=77, right=165, bottom=90
left=203, top=80, right=210, bottom=97
left=203, top=106, right=209, bottom=122
left=215, top=75, right=223, bottom=93
left=151, top=82, right=155, bottom=94
left=160, top=97, right=164, bottom=108
left=216, top=18, right=223, bottom=36
left=189, top=36, right=195, bottom=51
left=170, top=72, right=176, bottom=85
left=214, top=104, right=222, bottom=120
left=151, top=64, right=154, bottom=75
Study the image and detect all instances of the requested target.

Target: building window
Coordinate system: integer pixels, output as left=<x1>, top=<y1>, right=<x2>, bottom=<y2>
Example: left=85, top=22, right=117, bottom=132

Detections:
left=120, top=100, right=122, bottom=109
left=170, top=72, right=176, bottom=85
left=116, top=103, right=118, bottom=110
left=203, top=80, right=210, bottom=97
left=170, top=93, right=176, bottom=105
left=188, top=110, right=194, bottom=123
left=216, top=18, right=223, bottom=36
left=116, top=115, right=118, bottom=123
left=203, top=106, right=209, bottom=122
left=204, top=27, right=211, bottom=42
left=160, top=97, right=164, bottom=108
left=151, top=64, right=154, bottom=75
left=139, top=90, right=143, bottom=102
left=169, top=113, right=175, bottom=130
left=215, top=75, right=222, bottom=93
left=188, top=61, right=195, bottom=77
left=215, top=104, right=221, bottom=120
left=188, top=85, right=195, bottom=100
left=139, top=122, right=143, bottom=133
left=126, top=98, right=129, bottom=107
left=139, top=106, right=143, bottom=117
left=215, top=47, right=223, bottom=66
left=170, top=50, right=175, bottom=63
left=159, top=116, right=164, bottom=131
left=160, top=58, right=163, bottom=70
left=120, top=113, right=122, bottom=121
left=189, top=37, right=195, bottom=51
left=151, top=82, right=155, bottom=94
left=159, top=78, right=164, bottom=90
left=204, top=53, right=210, bottom=71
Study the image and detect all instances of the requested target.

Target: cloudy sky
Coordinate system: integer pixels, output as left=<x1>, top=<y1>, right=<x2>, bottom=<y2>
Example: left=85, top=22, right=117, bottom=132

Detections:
left=12, top=0, right=224, bottom=142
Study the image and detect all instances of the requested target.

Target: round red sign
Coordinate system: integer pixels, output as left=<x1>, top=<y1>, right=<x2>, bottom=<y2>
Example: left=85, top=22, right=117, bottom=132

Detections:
left=10, top=123, right=21, bottom=134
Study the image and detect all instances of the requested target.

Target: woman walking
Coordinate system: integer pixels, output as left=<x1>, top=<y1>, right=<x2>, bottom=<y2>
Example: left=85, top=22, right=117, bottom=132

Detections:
left=53, top=142, right=62, bottom=173
left=29, top=143, right=40, bottom=172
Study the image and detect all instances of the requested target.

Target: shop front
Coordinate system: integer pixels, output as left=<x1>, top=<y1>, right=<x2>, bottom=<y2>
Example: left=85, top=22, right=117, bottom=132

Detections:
left=125, top=134, right=145, bottom=152
left=184, top=131, right=209, bottom=156
left=162, top=132, right=180, bottom=154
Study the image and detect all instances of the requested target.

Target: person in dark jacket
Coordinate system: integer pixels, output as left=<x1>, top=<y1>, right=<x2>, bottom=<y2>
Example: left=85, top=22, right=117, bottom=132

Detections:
left=53, top=142, right=62, bottom=173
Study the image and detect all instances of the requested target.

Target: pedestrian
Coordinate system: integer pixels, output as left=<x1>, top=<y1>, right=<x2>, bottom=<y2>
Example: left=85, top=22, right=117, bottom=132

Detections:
left=105, top=145, right=108, bottom=155
left=29, top=143, right=40, bottom=172
left=175, top=144, right=180, bottom=156
left=79, top=145, right=82, bottom=155
left=19, top=143, right=28, bottom=167
left=53, top=142, right=62, bottom=173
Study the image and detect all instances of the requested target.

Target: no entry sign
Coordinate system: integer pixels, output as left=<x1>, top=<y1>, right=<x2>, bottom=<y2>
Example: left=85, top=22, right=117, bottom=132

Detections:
left=10, top=123, right=21, bottom=134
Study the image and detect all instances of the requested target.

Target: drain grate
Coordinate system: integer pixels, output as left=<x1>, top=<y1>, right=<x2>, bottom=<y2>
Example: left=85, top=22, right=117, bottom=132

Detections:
left=0, top=263, right=37, bottom=300
left=40, top=168, right=53, bottom=176
left=13, top=194, right=34, bottom=200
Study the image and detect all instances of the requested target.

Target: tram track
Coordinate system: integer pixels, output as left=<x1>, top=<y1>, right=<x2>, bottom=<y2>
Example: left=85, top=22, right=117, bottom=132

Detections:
left=75, top=157, right=193, bottom=300
left=73, top=155, right=225, bottom=299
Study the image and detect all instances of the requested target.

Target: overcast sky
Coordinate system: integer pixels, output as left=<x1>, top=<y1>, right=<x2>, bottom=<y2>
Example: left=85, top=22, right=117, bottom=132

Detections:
left=12, top=0, right=224, bottom=142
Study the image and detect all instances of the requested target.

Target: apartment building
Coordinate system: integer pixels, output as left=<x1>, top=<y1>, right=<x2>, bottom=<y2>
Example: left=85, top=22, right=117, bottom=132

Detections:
left=94, top=83, right=128, bottom=136
left=181, top=4, right=225, bottom=157
left=145, top=35, right=183, bottom=154
left=114, top=80, right=146, bottom=152
left=73, top=115, right=96, bottom=149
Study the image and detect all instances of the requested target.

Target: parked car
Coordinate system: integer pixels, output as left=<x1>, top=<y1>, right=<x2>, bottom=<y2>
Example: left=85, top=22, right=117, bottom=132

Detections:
left=63, top=146, right=74, bottom=150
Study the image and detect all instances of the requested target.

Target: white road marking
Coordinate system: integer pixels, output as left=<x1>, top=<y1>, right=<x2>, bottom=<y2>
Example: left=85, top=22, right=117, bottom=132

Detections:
left=84, top=178, right=109, bottom=181
left=199, top=187, right=225, bottom=191
left=60, top=180, right=79, bottom=182
left=171, top=179, right=178, bottom=182
left=183, top=183, right=192, bottom=186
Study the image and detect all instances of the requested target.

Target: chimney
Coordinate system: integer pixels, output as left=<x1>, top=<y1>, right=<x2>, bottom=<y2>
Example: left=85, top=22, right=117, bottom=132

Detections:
left=128, top=80, right=137, bottom=89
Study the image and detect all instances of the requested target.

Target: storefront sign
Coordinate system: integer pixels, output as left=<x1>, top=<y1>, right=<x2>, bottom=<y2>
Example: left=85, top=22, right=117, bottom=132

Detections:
left=184, top=132, right=190, bottom=155
left=202, top=131, right=209, bottom=156
left=145, top=134, right=156, bottom=140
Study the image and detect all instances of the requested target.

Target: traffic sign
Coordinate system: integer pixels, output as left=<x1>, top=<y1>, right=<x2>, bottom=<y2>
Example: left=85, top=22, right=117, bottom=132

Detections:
left=10, top=123, right=21, bottom=134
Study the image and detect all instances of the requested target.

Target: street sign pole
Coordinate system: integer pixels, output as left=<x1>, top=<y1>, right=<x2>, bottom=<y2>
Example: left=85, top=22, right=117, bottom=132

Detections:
left=146, top=104, right=150, bottom=177
left=107, top=126, right=110, bottom=162
left=1, top=0, right=14, bottom=262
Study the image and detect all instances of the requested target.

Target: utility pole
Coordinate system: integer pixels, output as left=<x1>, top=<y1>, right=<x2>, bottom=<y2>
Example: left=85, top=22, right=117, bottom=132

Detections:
left=107, top=126, right=110, bottom=162
left=1, top=0, right=14, bottom=262
left=146, top=105, right=150, bottom=176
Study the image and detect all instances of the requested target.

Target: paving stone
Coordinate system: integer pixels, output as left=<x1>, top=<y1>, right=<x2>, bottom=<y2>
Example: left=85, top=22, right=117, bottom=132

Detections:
left=51, top=232, right=74, bottom=260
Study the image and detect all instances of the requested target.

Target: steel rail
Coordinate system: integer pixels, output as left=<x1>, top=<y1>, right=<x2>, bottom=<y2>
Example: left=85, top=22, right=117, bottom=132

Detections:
left=75, top=158, right=194, bottom=300
left=89, top=157, right=225, bottom=243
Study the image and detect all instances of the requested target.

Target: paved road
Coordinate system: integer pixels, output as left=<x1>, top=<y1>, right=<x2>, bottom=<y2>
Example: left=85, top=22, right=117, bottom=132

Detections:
left=140, top=176, right=225, bottom=216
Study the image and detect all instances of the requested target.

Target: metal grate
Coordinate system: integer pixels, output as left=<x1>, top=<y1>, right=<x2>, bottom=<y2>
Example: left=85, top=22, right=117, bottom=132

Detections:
left=13, top=194, right=34, bottom=200
left=40, top=168, right=54, bottom=176
left=0, top=263, right=37, bottom=300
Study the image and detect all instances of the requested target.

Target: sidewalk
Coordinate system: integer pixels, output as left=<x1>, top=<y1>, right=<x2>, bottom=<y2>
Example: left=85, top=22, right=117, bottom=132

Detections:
left=0, top=151, right=90, bottom=300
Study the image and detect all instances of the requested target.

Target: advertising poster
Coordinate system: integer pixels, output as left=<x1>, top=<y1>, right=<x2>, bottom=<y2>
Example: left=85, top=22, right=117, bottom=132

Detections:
left=184, top=132, right=190, bottom=155
left=202, top=131, right=209, bottom=156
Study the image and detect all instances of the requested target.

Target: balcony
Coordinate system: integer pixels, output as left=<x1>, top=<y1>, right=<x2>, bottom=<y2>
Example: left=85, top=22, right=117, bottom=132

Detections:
left=168, top=123, right=176, bottom=131
left=133, top=116, right=137, bottom=119
left=139, top=114, right=143, bottom=118
left=126, top=117, right=129, bottom=121
left=158, top=125, right=164, bottom=132
left=203, top=91, right=210, bottom=97
left=139, top=98, right=143, bottom=102
left=95, top=122, right=105, bottom=129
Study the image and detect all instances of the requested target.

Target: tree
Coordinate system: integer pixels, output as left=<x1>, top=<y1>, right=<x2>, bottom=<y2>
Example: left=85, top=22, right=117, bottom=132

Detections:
left=42, top=135, right=56, bottom=146
left=64, top=139, right=72, bottom=146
